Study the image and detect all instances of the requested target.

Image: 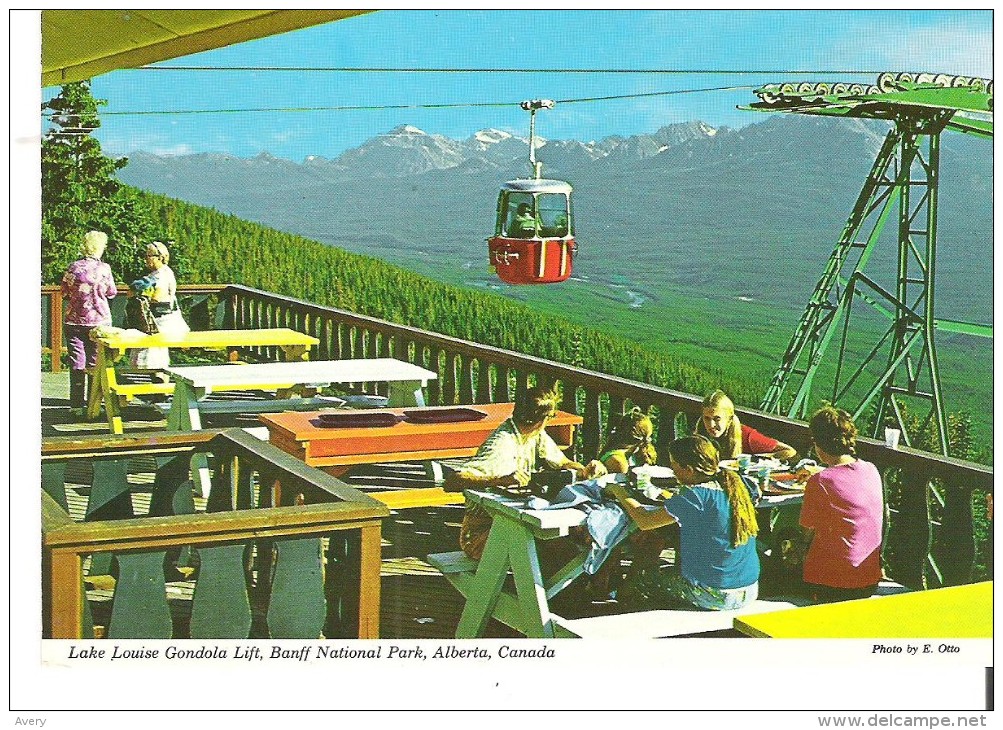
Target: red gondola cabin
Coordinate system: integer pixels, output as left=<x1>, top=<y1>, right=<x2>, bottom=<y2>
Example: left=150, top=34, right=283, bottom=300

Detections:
left=488, top=179, right=576, bottom=284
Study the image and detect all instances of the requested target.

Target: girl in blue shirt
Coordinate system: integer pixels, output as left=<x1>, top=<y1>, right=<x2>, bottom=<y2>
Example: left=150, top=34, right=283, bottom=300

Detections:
left=608, top=435, right=760, bottom=610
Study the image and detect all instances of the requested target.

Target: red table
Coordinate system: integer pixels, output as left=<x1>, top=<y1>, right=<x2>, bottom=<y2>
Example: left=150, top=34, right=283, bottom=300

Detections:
left=259, top=403, right=583, bottom=508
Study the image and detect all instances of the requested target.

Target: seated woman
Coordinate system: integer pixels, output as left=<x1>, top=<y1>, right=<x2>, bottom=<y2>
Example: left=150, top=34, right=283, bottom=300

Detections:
left=799, top=405, right=884, bottom=603
left=446, top=384, right=606, bottom=560
left=695, top=390, right=796, bottom=462
left=608, top=435, right=760, bottom=610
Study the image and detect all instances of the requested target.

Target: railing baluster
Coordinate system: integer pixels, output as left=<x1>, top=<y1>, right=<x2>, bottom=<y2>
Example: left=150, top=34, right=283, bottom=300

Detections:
left=931, top=481, right=976, bottom=587
left=883, top=469, right=933, bottom=589
left=41, top=462, right=68, bottom=511
left=476, top=360, right=492, bottom=404
left=190, top=544, right=253, bottom=639
left=495, top=365, right=511, bottom=403
left=331, top=319, right=342, bottom=361
left=340, top=323, right=353, bottom=361
left=107, top=551, right=173, bottom=639
left=513, top=370, right=529, bottom=405
left=427, top=346, right=442, bottom=406
left=320, top=318, right=333, bottom=361
left=267, top=538, right=326, bottom=639
left=443, top=351, right=458, bottom=405
left=581, top=390, right=602, bottom=461
left=459, top=354, right=475, bottom=404
left=607, top=396, right=626, bottom=445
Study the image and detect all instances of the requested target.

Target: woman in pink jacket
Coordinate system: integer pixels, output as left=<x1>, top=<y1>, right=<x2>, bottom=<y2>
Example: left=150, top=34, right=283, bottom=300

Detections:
left=61, top=231, right=117, bottom=416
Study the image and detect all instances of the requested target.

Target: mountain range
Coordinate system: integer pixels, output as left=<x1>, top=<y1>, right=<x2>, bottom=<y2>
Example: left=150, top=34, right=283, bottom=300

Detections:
left=117, top=114, right=992, bottom=324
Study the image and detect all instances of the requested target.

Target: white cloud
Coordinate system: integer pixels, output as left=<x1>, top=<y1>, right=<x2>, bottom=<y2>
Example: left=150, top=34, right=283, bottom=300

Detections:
left=101, top=133, right=196, bottom=156
left=144, top=143, right=196, bottom=157
left=878, top=25, right=992, bottom=78
left=824, top=17, right=992, bottom=79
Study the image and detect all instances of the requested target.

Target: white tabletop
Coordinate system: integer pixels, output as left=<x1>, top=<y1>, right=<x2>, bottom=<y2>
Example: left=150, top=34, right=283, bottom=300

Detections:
left=465, top=490, right=588, bottom=533
left=165, top=358, right=437, bottom=388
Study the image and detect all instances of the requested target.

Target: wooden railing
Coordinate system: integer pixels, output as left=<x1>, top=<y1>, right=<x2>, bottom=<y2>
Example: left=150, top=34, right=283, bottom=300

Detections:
left=41, top=282, right=993, bottom=588
left=213, top=284, right=993, bottom=590
left=42, top=429, right=389, bottom=639
left=42, top=284, right=226, bottom=372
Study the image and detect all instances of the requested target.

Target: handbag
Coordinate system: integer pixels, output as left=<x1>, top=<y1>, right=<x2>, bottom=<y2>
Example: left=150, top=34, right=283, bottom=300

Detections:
left=126, top=296, right=159, bottom=334
left=459, top=505, right=493, bottom=560
left=155, top=307, right=190, bottom=337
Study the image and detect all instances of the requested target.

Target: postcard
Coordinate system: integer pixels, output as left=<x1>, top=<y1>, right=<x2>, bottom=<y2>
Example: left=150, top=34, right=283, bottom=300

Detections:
left=14, top=8, right=994, bottom=717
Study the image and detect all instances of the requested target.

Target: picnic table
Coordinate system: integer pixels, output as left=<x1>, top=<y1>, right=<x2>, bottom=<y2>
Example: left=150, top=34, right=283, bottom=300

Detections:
left=166, top=358, right=437, bottom=431
left=429, top=483, right=805, bottom=640
left=733, top=581, right=992, bottom=638
left=87, top=328, right=319, bottom=434
left=167, top=357, right=437, bottom=495
left=428, top=488, right=592, bottom=639
left=259, top=402, right=583, bottom=508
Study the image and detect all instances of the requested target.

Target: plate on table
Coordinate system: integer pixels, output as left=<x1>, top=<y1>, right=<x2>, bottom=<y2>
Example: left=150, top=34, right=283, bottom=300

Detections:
left=402, top=407, right=489, bottom=424
left=762, top=480, right=806, bottom=495
left=315, top=411, right=403, bottom=429
left=633, top=465, right=675, bottom=480
left=755, top=457, right=786, bottom=471
left=721, top=457, right=786, bottom=472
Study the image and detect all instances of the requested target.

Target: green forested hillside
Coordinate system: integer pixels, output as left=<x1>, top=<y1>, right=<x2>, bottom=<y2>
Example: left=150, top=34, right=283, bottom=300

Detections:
left=139, top=189, right=757, bottom=405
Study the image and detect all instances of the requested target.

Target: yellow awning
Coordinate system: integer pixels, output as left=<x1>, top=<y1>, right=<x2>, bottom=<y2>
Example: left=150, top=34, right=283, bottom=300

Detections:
left=42, top=10, right=372, bottom=87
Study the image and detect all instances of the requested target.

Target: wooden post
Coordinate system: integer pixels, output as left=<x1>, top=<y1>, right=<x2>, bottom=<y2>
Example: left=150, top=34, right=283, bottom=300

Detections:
left=51, top=289, right=63, bottom=373
left=357, top=524, right=382, bottom=639
left=48, top=549, right=84, bottom=639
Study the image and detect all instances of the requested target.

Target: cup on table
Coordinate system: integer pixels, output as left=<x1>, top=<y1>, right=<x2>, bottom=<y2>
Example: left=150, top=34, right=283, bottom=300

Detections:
left=736, top=454, right=752, bottom=471
left=643, top=483, right=663, bottom=501
left=884, top=428, right=901, bottom=449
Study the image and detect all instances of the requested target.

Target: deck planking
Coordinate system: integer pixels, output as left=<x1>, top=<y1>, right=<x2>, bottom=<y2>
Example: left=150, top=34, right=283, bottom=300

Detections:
left=42, top=371, right=689, bottom=640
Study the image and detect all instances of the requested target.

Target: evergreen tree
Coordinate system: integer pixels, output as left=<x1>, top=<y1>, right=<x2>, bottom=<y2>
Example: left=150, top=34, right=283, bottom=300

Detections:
left=41, top=81, right=160, bottom=283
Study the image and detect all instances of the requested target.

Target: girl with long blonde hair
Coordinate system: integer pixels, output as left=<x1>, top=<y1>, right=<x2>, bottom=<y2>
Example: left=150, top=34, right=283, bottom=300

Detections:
left=695, top=390, right=796, bottom=462
left=608, top=435, right=760, bottom=610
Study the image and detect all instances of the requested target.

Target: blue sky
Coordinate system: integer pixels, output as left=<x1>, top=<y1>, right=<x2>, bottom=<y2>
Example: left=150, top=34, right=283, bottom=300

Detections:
left=45, top=10, right=994, bottom=161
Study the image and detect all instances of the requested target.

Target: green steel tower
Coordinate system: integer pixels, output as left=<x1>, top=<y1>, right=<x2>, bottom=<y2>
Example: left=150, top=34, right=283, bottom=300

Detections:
left=746, top=73, right=993, bottom=455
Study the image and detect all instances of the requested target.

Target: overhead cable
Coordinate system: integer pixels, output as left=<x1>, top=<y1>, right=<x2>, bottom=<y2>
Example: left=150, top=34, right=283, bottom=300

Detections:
left=135, top=65, right=885, bottom=76
left=43, top=84, right=759, bottom=118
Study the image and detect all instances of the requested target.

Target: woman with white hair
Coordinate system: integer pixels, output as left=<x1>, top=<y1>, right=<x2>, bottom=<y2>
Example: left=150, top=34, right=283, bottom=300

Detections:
left=130, top=241, right=189, bottom=369
left=61, top=230, right=117, bottom=416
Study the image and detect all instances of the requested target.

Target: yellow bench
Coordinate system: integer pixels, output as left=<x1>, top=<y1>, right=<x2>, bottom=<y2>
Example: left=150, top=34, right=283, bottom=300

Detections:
left=88, top=328, right=319, bottom=434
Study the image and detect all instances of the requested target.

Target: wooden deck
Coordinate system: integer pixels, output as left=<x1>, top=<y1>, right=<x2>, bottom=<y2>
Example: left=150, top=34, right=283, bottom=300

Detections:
left=41, top=371, right=640, bottom=639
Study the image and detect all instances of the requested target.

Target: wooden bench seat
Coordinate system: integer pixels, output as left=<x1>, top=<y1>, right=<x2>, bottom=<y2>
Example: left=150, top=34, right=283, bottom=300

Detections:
left=427, top=550, right=581, bottom=638
left=113, top=382, right=175, bottom=398
left=552, top=600, right=800, bottom=639
left=153, top=395, right=346, bottom=417
left=427, top=550, right=803, bottom=639
left=370, top=488, right=465, bottom=510
left=427, top=550, right=479, bottom=575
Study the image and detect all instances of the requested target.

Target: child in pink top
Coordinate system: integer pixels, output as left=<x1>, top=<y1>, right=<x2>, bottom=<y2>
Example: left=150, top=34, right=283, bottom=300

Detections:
left=799, top=406, right=884, bottom=602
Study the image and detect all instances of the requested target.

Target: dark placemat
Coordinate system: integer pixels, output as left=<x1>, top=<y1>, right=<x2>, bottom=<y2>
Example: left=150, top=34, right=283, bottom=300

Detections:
left=315, top=412, right=403, bottom=429
left=402, top=407, right=489, bottom=424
